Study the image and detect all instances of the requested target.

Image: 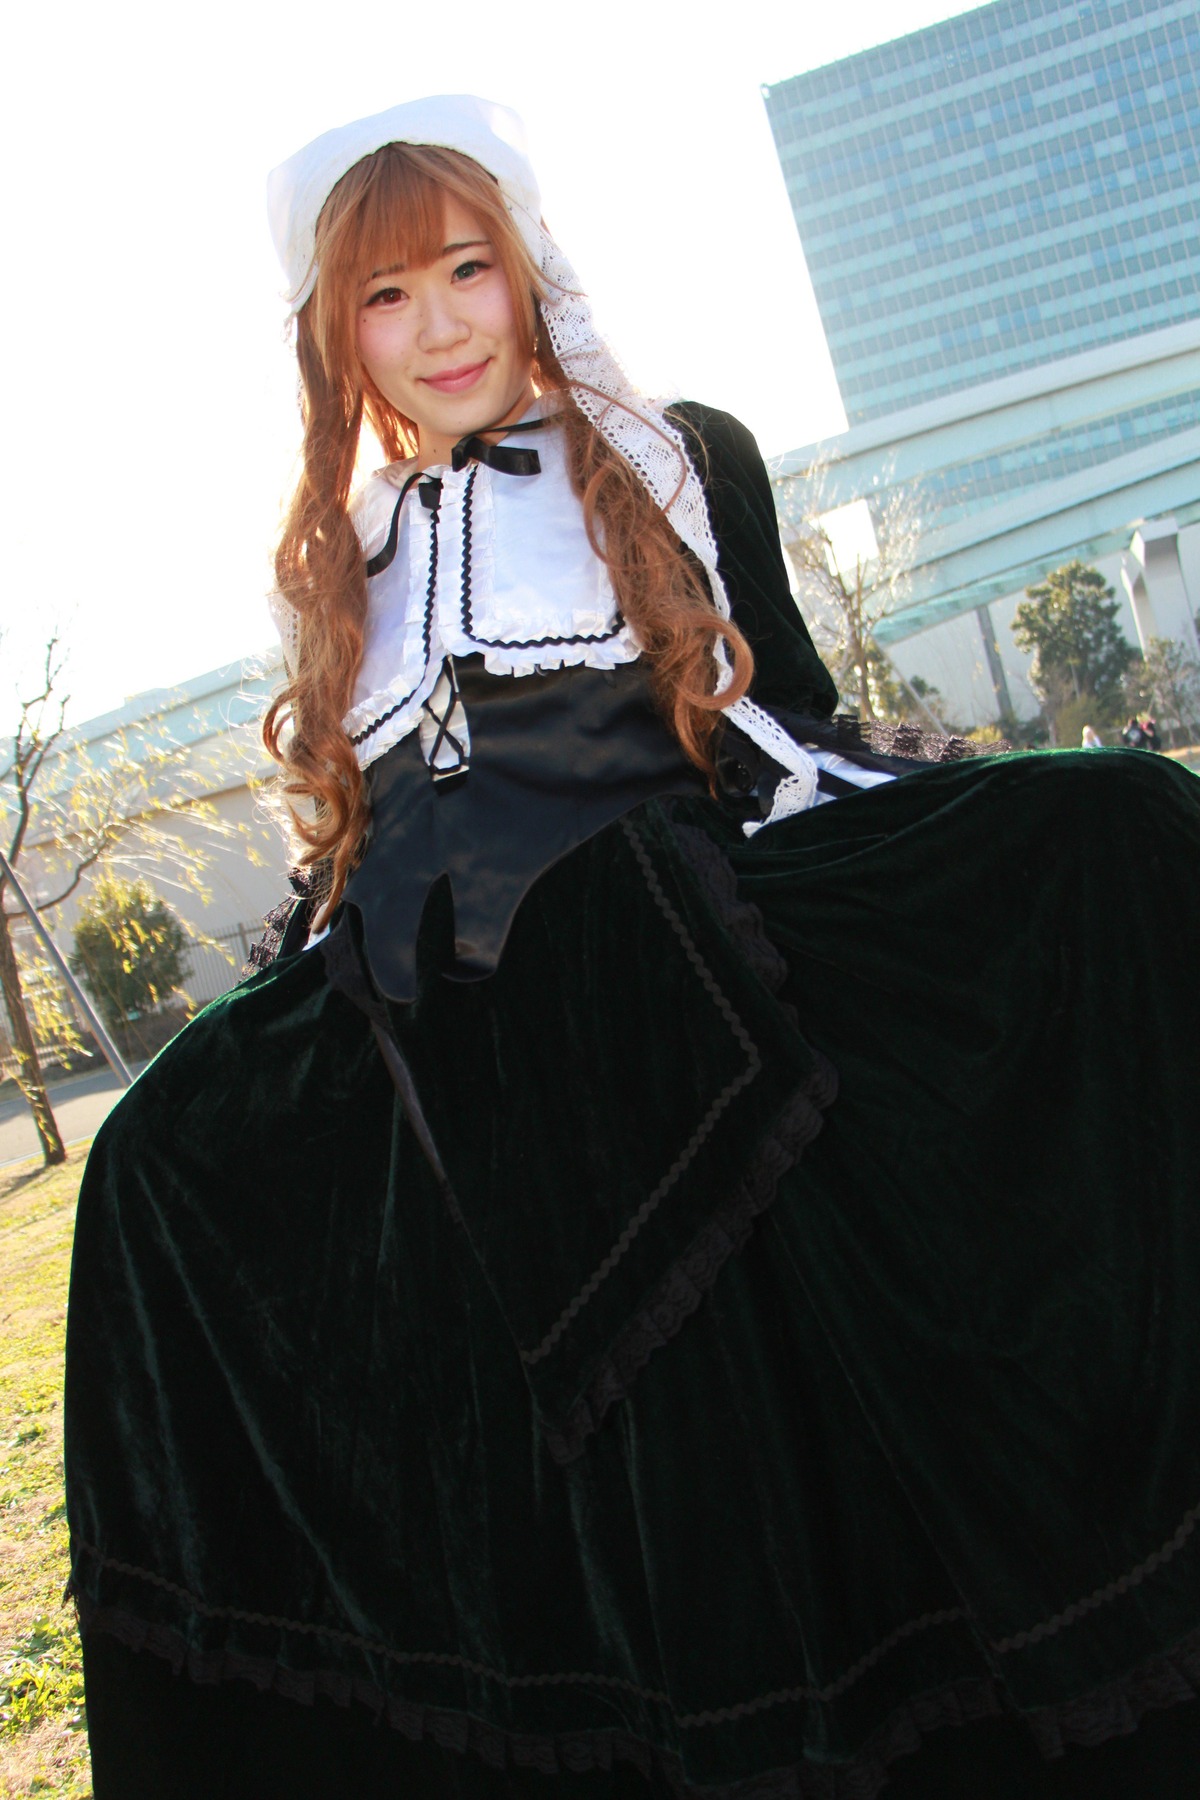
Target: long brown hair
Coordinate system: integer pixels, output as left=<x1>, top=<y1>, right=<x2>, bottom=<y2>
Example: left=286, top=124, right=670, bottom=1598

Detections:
left=264, top=143, right=753, bottom=912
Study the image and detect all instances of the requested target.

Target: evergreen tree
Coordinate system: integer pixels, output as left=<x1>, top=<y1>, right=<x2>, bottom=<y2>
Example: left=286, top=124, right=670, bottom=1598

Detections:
left=1012, top=561, right=1135, bottom=738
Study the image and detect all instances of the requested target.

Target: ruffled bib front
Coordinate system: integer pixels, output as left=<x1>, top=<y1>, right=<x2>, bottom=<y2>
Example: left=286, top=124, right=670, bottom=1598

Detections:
left=340, top=419, right=642, bottom=768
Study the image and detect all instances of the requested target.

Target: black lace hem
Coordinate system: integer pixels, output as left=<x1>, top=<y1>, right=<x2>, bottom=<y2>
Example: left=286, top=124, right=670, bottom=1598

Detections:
left=543, top=1066, right=836, bottom=1465
left=540, top=816, right=836, bottom=1464
left=670, top=822, right=788, bottom=994
left=74, top=1593, right=1200, bottom=1798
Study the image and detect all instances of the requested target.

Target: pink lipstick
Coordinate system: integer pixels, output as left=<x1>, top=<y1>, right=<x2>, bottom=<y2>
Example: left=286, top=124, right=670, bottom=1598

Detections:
left=421, top=360, right=490, bottom=395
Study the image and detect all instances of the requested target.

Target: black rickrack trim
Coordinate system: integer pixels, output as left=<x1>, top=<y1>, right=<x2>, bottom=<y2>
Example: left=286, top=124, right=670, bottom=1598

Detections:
left=350, top=685, right=423, bottom=752
left=67, top=1550, right=951, bottom=1726
left=460, top=463, right=478, bottom=635
left=467, top=623, right=628, bottom=650
left=530, top=815, right=838, bottom=1463
left=682, top=1607, right=969, bottom=1723
left=993, top=1493, right=1200, bottom=1653
left=669, top=822, right=788, bottom=994
left=352, top=457, right=629, bottom=753
left=72, top=1479, right=1200, bottom=1720
left=350, top=484, right=440, bottom=749
left=542, top=1073, right=836, bottom=1467
left=459, top=462, right=627, bottom=652
left=72, top=1587, right=1200, bottom=1799
left=73, top=1541, right=961, bottom=1718
left=522, top=818, right=766, bottom=1368
left=73, top=1548, right=669, bottom=1700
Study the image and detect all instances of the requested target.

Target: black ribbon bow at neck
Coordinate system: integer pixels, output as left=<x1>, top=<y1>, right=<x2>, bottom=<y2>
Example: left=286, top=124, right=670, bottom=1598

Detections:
left=450, top=415, right=545, bottom=477
left=368, top=417, right=550, bottom=562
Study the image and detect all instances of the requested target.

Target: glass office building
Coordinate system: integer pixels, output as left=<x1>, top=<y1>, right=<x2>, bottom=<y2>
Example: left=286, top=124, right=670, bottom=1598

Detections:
left=764, top=0, right=1200, bottom=427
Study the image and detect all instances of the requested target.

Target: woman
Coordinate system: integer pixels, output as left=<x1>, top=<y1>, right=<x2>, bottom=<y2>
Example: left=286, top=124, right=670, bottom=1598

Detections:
left=66, top=96, right=1200, bottom=1798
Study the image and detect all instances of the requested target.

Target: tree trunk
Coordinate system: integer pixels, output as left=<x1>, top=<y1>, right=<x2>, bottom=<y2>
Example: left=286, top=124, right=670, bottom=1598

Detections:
left=853, top=633, right=876, bottom=722
left=0, top=904, right=66, bottom=1166
left=849, top=579, right=877, bottom=723
left=858, top=660, right=875, bottom=721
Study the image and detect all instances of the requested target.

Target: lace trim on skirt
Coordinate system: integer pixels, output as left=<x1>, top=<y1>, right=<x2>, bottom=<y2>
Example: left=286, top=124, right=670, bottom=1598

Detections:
left=74, top=1587, right=1200, bottom=1800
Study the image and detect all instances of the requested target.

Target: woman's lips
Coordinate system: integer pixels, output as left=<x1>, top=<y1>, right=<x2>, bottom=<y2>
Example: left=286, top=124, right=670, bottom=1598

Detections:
left=421, top=360, right=490, bottom=394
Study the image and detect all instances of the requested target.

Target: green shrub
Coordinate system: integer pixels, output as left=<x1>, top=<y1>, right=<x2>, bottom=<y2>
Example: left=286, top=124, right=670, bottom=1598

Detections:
left=69, top=876, right=191, bottom=1033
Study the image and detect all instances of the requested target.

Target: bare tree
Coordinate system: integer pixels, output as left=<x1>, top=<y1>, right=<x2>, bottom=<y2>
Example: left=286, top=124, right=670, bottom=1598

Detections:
left=776, top=454, right=927, bottom=724
left=1, top=637, right=253, bottom=1165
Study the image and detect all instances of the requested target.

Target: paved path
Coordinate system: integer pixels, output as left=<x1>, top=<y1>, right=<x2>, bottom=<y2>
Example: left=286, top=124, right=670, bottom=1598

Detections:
left=0, top=1064, right=145, bottom=1169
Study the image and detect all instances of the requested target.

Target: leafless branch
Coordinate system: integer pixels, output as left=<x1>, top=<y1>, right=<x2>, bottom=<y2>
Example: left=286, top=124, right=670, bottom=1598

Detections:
left=775, top=452, right=928, bottom=723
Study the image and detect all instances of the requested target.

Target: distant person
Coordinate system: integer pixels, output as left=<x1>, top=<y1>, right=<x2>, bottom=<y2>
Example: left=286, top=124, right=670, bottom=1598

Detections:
left=1122, top=715, right=1148, bottom=748
left=1144, top=716, right=1163, bottom=752
left=1081, top=723, right=1104, bottom=749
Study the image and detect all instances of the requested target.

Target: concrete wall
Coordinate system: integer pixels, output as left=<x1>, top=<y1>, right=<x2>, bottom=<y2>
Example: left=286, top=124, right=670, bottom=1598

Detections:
left=33, top=778, right=292, bottom=948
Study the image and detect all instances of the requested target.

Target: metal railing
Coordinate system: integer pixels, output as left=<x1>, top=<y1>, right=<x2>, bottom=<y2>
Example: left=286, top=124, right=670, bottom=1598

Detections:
left=182, top=922, right=259, bottom=1006
left=0, top=918, right=263, bottom=1081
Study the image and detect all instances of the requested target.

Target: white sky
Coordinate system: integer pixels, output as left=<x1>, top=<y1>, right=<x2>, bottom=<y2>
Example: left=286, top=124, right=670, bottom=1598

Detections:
left=1, top=0, right=989, bottom=729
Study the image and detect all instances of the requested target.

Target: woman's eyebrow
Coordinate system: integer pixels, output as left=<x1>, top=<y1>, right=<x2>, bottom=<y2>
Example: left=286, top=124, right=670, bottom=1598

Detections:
left=366, top=240, right=491, bottom=281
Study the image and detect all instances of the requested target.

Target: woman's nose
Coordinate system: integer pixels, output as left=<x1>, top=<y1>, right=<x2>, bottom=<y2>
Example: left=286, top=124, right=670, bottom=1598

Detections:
left=418, top=297, right=469, bottom=351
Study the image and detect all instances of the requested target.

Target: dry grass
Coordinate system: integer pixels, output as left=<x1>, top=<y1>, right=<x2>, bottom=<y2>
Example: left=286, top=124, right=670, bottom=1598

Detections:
left=0, top=1151, right=91, bottom=1800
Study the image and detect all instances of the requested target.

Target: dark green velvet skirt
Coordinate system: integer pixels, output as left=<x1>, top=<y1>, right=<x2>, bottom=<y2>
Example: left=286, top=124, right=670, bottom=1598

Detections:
left=65, top=750, right=1200, bottom=1797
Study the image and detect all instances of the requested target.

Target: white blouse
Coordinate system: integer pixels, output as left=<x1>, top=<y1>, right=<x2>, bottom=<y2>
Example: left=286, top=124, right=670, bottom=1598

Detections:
left=342, top=416, right=641, bottom=771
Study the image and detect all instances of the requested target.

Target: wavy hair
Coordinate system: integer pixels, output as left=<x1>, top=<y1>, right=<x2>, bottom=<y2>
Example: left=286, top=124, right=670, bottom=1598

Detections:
left=264, top=143, right=753, bottom=913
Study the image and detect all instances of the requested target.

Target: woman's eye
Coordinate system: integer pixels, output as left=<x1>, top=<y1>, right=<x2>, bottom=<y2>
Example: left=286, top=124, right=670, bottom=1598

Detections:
left=365, top=286, right=405, bottom=308
left=452, top=259, right=487, bottom=282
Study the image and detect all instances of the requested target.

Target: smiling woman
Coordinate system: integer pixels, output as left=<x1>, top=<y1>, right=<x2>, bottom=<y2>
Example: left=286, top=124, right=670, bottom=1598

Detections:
left=355, top=200, right=537, bottom=461
left=265, top=127, right=754, bottom=920
left=318, top=141, right=542, bottom=459
left=64, top=93, right=1200, bottom=1800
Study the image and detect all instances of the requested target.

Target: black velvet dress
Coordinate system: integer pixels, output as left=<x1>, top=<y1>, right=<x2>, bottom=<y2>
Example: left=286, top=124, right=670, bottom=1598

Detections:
left=65, top=406, right=1200, bottom=1797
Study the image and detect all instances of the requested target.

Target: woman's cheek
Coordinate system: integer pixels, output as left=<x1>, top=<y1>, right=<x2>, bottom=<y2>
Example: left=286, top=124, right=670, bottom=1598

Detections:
left=478, top=280, right=518, bottom=348
left=357, top=313, right=401, bottom=374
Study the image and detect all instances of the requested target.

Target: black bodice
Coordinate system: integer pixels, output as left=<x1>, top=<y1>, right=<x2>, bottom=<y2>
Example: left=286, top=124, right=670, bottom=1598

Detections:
left=342, top=655, right=706, bottom=1002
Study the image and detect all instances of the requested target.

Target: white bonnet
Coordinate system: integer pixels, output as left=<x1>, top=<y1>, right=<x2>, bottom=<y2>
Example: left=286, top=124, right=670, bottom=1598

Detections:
left=267, top=94, right=543, bottom=312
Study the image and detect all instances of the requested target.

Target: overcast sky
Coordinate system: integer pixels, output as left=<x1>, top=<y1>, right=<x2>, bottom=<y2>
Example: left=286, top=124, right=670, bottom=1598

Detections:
left=1, top=0, right=989, bottom=728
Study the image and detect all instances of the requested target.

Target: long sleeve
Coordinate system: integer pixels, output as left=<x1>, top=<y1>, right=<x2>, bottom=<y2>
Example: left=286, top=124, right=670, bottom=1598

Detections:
left=667, top=401, right=839, bottom=721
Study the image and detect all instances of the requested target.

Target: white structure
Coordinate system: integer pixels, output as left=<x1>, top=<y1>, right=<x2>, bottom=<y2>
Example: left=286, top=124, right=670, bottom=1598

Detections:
left=773, top=320, right=1200, bottom=728
left=1122, top=518, right=1200, bottom=658
left=1, top=658, right=292, bottom=1005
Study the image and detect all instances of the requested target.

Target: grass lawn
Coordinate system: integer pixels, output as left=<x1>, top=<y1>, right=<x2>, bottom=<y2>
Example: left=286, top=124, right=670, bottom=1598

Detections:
left=0, top=1150, right=90, bottom=1799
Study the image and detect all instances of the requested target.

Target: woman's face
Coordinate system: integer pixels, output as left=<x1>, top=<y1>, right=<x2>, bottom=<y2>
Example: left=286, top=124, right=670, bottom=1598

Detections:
left=355, top=194, right=536, bottom=467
